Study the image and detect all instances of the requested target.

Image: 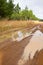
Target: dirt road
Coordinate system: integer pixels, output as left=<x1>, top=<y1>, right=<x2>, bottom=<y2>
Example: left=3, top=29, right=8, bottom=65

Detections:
left=0, top=33, right=43, bottom=65
left=0, top=35, right=32, bottom=65
left=0, top=24, right=43, bottom=65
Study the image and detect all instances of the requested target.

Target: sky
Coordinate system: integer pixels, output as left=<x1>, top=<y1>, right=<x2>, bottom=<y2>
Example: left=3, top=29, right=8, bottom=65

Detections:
left=14, top=0, right=43, bottom=19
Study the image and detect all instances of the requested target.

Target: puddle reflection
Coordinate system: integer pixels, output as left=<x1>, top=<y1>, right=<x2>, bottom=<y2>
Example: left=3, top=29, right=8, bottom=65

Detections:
left=18, top=30, right=43, bottom=65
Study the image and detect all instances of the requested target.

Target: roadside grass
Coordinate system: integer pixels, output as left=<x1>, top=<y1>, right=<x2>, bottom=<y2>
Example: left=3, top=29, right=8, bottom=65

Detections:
left=0, top=20, right=36, bottom=32
left=0, top=33, right=12, bottom=42
left=0, top=20, right=42, bottom=42
left=0, top=29, right=31, bottom=42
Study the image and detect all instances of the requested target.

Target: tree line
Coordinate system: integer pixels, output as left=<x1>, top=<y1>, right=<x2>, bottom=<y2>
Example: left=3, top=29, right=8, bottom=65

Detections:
left=0, top=0, right=39, bottom=20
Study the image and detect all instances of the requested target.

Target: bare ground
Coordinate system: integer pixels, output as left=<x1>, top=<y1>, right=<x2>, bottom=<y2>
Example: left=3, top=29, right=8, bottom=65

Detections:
left=0, top=35, right=43, bottom=65
left=0, top=36, right=32, bottom=65
left=0, top=20, right=43, bottom=65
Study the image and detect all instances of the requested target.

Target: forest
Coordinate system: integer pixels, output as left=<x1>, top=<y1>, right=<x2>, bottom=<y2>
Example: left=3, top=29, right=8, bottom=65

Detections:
left=0, top=0, right=39, bottom=20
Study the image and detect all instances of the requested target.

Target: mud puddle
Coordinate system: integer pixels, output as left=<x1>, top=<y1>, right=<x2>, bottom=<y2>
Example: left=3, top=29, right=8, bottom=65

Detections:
left=18, top=30, right=43, bottom=65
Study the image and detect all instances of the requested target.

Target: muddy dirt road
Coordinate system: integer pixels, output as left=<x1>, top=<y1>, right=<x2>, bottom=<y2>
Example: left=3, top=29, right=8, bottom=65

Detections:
left=0, top=35, right=32, bottom=65
left=0, top=27, right=43, bottom=65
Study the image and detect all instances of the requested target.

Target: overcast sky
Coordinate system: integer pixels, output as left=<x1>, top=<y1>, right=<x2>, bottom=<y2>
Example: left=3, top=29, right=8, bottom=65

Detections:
left=14, top=0, right=43, bottom=19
